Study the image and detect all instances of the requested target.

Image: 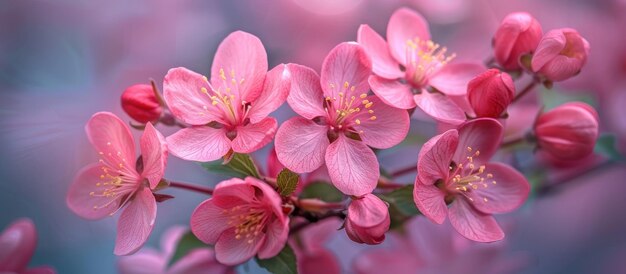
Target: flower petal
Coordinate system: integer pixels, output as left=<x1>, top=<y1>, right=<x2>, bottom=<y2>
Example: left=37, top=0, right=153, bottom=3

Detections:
left=257, top=218, right=289, bottom=259
left=285, top=64, right=327, bottom=119
left=160, top=226, right=187, bottom=258
left=231, top=117, right=277, bottom=154
left=275, top=117, right=329, bottom=173
left=117, top=249, right=164, bottom=274
left=247, top=64, right=290, bottom=124
left=114, top=188, right=157, bottom=255
left=348, top=194, right=388, bottom=228
left=166, top=126, right=231, bottom=162
left=368, top=75, right=416, bottom=109
left=387, top=7, right=431, bottom=65
left=22, top=267, right=57, bottom=274
left=325, top=135, right=378, bottom=196
left=299, top=249, right=341, bottom=274
left=354, top=96, right=410, bottom=149
left=448, top=198, right=504, bottom=242
left=169, top=249, right=228, bottom=274
left=467, top=163, right=530, bottom=214
left=86, top=112, right=137, bottom=173
left=215, top=228, right=265, bottom=265
left=357, top=24, right=403, bottom=79
left=413, top=182, right=447, bottom=224
left=190, top=199, right=233, bottom=245
left=66, top=163, right=122, bottom=220
left=299, top=218, right=342, bottom=251
left=212, top=178, right=255, bottom=207
left=163, top=67, right=220, bottom=125
left=453, top=118, right=503, bottom=166
left=429, top=63, right=486, bottom=96
left=531, top=30, right=566, bottom=72
left=0, top=218, right=37, bottom=272
left=211, top=31, right=268, bottom=103
left=417, top=130, right=458, bottom=185
left=140, top=123, right=167, bottom=189
left=320, top=42, right=372, bottom=100
left=414, top=92, right=466, bottom=124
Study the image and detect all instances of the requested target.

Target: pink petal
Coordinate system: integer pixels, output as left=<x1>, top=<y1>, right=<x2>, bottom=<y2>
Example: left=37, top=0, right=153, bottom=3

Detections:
left=386, top=7, right=431, bottom=65
left=215, top=228, right=265, bottom=265
left=357, top=24, right=403, bottom=79
left=212, top=178, right=255, bottom=207
left=231, top=118, right=277, bottom=154
left=368, top=75, right=416, bottom=109
left=166, top=126, right=231, bottom=162
left=66, top=164, right=122, bottom=220
left=299, top=249, right=341, bottom=274
left=114, top=188, right=157, bottom=255
left=413, top=182, right=447, bottom=224
left=354, top=96, right=410, bottom=149
left=140, top=123, right=167, bottom=189
left=429, top=63, right=486, bottom=96
left=448, top=198, right=504, bottom=242
left=325, top=135, right=378, bottom=196
left=247, top=64, right=290, bottom=124
left=417, top=130, right=458, bottom=185
left=86, top=112, right=137, bottom=174
left=0, top=218, right=37, bottom=272
left=163, top=67, right=221, bottom=126
left=190, top=199, right=233, bottom=244
left=257, top=218, right=289, bottom=259
left=266, top=148, right=284, bottom=178
left=117, top=249, right=164, bottom=274
left=169, top=249, right=229, bottom=274
left=210, top=31, right=268, bottom=103
left=348, top=194, right=388, bottom=228
left=414, top=92, right=466, bottom=124
left=320, top=42, right=372, bottom=100
left=467, top=163, right=530, bottom=214
left=531, top=30, right=566, bottom=72
left=536, top=55, right=584, bottom=81
left=22, top=267, right=56, bottom=274
left=160, top=226, right=187, bottom=258
left=275, top=117, right=330, bottom=173
left=245, top=177, right=286, bottom=219
left=453, top=118, right=503, bottom=166
left=285, top=64, right=327, bottom=121
left=299, top=218, right=342, bottom=251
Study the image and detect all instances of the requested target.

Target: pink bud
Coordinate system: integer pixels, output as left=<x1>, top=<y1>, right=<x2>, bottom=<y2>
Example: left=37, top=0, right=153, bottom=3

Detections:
left=467, top=69, right=515, bottom=118
left=121, top=84, right=163, bottom=123
left=531, top=28, right=590, bottom=81
left=345, top=194, right=390, bottom=245
left=534, top=102, right=599, bottom=160
left=493, top=12, right=543, bottom=70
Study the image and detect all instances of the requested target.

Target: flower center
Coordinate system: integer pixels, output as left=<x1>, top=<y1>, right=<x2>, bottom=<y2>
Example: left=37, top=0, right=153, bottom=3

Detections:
left=199, top=68, right=251, bottom=127
left=447, top=146, right=496, bottom=203
left=91, top=142, right=140, bottom=213
left=323, top=82, right=376, bottom=135
left=405, top=38, right=455, bottom=88
left=227, top=206, right=269, bottom=244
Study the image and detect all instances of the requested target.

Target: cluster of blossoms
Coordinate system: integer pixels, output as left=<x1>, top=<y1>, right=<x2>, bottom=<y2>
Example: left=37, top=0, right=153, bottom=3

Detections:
left=14, top=6, right=596, bottom=274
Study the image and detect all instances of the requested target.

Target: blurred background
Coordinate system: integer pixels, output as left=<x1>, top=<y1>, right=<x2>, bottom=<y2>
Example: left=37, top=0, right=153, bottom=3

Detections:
left=1, top=0, right=625, bottom=273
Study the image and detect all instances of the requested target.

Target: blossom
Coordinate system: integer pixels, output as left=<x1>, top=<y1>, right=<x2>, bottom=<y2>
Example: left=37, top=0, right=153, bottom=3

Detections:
left=534, top=102, right=599, bottom=161
left=121, top=84, right=163, bottom=124
left=413, top=118, right=530, bottom=242
left=357, top=7, right=484, bottom=124
left=0, top=218, right=56, bottom=274
left=164, top=31, right=290, bottom=162
left=190, top=177, right=289, bottom=265
left=290, top=218, right=342, bottom=274
left=118, top=226, right=234, bottom=274
left=531, top=28, right=590, bottom=81
left=467, top=69, right=515, bottom=118
left=67, top=112, right=167, bottom=255
left=275, top=42, right=410, bottom=196
left=493, top=12, right=543, bottom=70
left=345, top=194, right=390, bottom=245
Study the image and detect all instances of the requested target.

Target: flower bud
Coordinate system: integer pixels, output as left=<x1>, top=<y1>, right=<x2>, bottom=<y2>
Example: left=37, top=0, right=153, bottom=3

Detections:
left=494, top=12, right=543, bottom=70
left=531, top=28, right=590, bottom=81
left=345, top=194, right=390, bottom=245
left=534, top=102, right=599, bottom=160
left=121, top=84, right=162, bottom=123
left=467, top=69, right=515, bottom=118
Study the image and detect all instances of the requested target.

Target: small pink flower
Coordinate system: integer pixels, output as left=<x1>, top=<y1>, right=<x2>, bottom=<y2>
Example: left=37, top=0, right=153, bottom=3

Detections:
left=357, top=7, right=484, bottom=124
left=493, top=12, right=543, bottom=70
left=467, top=69, right=515, bottom=118
left=275, top=42, right=410, bottom=196
left=534, top=102, right=599, bottom=161
left=121, top=84, right=163, bottom=124
left=67, top=112, right=168, bottom=255
left=118, top=226, right=235, bottom=274
left=345, top=194, right=390, bottom=245
left=164, top=31, right=291, bottom=162
left=290, top=218, right=342, bottom=274
left=190, top=177, right=289, bottom=265
left=413, top=118, right=530, bottom=242
left=531, top=28, right=590, bottom=81
left=0, top=218, right=55, bottom=274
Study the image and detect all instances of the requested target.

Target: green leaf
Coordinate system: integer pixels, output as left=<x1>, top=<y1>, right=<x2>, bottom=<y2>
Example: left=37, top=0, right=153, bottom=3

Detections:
left=200, top=153, right=260, bottom=179
left=595, top=134, right=624, bottom=161
left=277, top=169, right=299, bottom=196
left=380, top=185, right=420, bottom=216
left=256, top=244, right=297, bottom=274
left=299, top=181, right=343, bottom=202
left=168, top=231, right=206, bottom=267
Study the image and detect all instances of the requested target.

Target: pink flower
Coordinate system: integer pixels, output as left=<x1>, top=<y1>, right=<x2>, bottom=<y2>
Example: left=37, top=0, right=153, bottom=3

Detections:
left=467, top=69, right=515, bottom=118
left=275, top=42, right=410, bottom=196
left=190, top=177, right=289, bottom=265
left=534, top=102, right=599, bottom=161
left=118, top=226, right=235, bottom=274
left=413, top=118, right=530, bottom=242
left=531, top=28, right=590, bottom=82
left=493, top=12, right=543, bottom=70
left=345, top=194, right=390, bottom=245
left=357, top=7, right=484, bottom=124
left=290, top=218, right=342, bottom=274
left=67, top=112, right=167, bottom=255
left=0, top=218, right=55, bottom=274
left=121, top=84, right=163, bottom=124
left=164, top=31, right=290, bottom=162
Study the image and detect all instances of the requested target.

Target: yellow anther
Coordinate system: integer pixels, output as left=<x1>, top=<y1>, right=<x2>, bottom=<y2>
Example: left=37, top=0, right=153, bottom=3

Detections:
left=370, top=116, right=377, bottom=121
left=219, top=68, right=226, bottom=80
left=355, top=119, right=361, bottom=125
left=343, top=82, right=349, bottom=88
left=365, top=102, right=373, bottom=108
left=360, top=93, right=367, bottom=98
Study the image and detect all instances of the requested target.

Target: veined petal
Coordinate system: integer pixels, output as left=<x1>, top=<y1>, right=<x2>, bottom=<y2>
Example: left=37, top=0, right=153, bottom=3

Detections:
left=114, top=188, right=157, bottom=255
left=140, top=123, right=168, bottom=189
left=163, top=67, right=221, bottom=125
left=231, top=117, right=277, bottom=154
left=387, top=8, right=431, bottom=65
left=354, top=96, right=410, bottom=149
left=453, top=118, right=503, bottom=166
left=414, top=92, right=466, bottom=125
left=257, top=218, right=289, bottom=259
left=67, top=163, right=122, bottom=220
left=215, top=228, right=265, bottom=265
left=286, top=64, right=327, bottom=119
left=413, top=182, right=447, bottom=224
left=531, top=30, right=566, bottom=72
left=166, top=126, right=231, bottom=162
left=357, top=24, right=403, bottom=79
left=212, top=178, right=255, bottom=208
left=320, top=42, right=372, bottom=101
left=448, top=198, right=504, bottom=242
left=468, top=163, right=530, bottom=214
left=368, top=75, right=416, bottom=109
left=275, top=117, right=329, bottom=173
left=325, top=135, right=378, bottom=196
left=417, top=130, right=458, bottom=185
left=429, top=63, right=486, bottom=96
left=190, top=199, right=233, bottom=244
left=247, top=64, right=290, bottom=124
left=0, top=218, right=37, bottom=272
left=86, top=112, right=137, bottom=175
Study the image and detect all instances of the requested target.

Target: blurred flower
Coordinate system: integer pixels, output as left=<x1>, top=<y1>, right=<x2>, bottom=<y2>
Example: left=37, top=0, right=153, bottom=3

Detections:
left=0, top=218, right=56, bottom=274
left=413, top=118, right=529, bottom=242
left=493, top=12, right=543, bottom=70
left=345, top=194, right=390, bottom=245
left=467, top=69, right=515, bottom=118
left=532, top=28, right=590, bottom=81
left=66, top=112, right=167, bottom=255
left=275, top=43, right=409, bottom=196
left=290, top=218, right=342, bottom=274
left=164, top=31, right=290, bottom=162
left=190, top=177, right=289, bottom=265
left=121, top=84, right=163, bottom=124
